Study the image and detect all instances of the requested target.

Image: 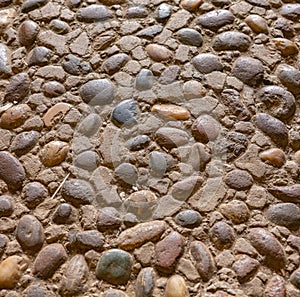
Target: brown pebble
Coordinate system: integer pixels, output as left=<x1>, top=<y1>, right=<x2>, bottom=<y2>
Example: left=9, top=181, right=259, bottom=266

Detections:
left=259, top=148, right=286, bottom=167
left=232, top=255, right=260, bottom=283
left=245, top=14, right=268, bottom=33
left=180, top=0, right=202, bottom=11
left=0, top=256, right=22, bottom=289
left=264, top=275, right=286, bottom=297
left=146, top=44, right=173, bottom=62
left=268, top=185, right=300, bottom=203
left=209, top=221, right=235, bottom=250
left=40, top=141, right=69, bottom=167
left=151, top=104, right=190, bottom=120
left=43, top=103, right=71, bottom=128
left=165, top=274, right=188, bottom=297
left=18, top=20, right=39, bottom=46
left=273, top=38, right=299, bottom=56
left=0, top=104, right=31, bottom=129
left=219, top=200, right=250, bottom=224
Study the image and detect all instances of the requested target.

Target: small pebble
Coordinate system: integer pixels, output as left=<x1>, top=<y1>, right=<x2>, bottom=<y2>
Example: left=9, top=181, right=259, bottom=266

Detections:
left=259, top=148, right=286, bottom=167
left=165, top=275, right=188, bottom=297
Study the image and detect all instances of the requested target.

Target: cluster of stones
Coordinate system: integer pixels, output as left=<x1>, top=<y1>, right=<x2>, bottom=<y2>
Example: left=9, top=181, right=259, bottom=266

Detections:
left=0, top=0, right=299, bottom=296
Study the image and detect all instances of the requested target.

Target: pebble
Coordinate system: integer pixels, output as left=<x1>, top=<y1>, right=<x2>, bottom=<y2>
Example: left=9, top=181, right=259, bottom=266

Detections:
left=0, top=256, right=22, bottom=289
left=209, top=222, right=235, bottom=250
left=16, top=215, right=44, bottom=252
left=191, top=114, right=220, bottom=143
left=43, top=81, right=66, bottom=97
left=96, top=207, right=122, bottom=231
left=50, top=19, right=70, bottom=34
left=102, top=53, right=130, bottom=75
left=155, top=231, right=184, bottom=273
left=275, top=18, right=295, bottom=39
left=135, top=267, right=155, bottom=297
left=43, top=103, right=71, bottom=128
left=266, top=203, right=300, bottom=230
left=149, top=151, right=167, bottom=177
left=290, top=268, right=300, bottom=289
left=11, top=131, right=39, bottom=156
left=232, top=57, right=264, bottom=87
left=77, top=5, right=112, bottom=22
left=255, top=86, right=296, bottom=121
left=221, top=89, right=251, bottom=120
left=0, top=44, right=11, bottom=77
left=268, top=185, right=300, bottom=203
left=192, top=53, right=223, bottom=74
left=175, top=210, right=202, bottom=228
left=183, top=80, right=206, bottom=99
left=115, top=163, right=138, bottom=185
left=111, top=99, right=138, bottom=128
left=39, top=141, right=69, bottom=167
left=232, top=255, right=260, bottom=283
left=181, top=0, right=202, bottom=11
left=146, top=44, right=173, bottom=62
left=159, top=65, right=181, bottom=85
left=102, top=289, right=128, bottom=297
left=77, top=113, right=101, bottom=136
left=155, top=127, right=189, bottom=149
left=259, top=148, right=286, bottom=167
left=135, top=69, right=154, bottom=91
left=80, top=79, right=115, bottom=106
left=4, top=73, right=30, bottom=103
left=224, top=169, right=253, bottom=190
left=273, top=38, right=299, bottom=56
left=0, top=195, right=13, bottom=217
left=126, top=5, right=148, bottom=19
left=27, top=46, right=51, bottom=66
left=165, top=275, right=188, bottom=297
left=151, top=104, right=190, bottom=120
left=281, top=4, right=300, bottom=21
left=248, top=228, right=286, bottom=270
left=264, top=275, right=286, bottom=297
left=137, top=25, right=163, bottom=39
left=52, top=203, right=73, bottom=224
left=276, top=64, right=300, bottom=95
left=74, top=150, right=100, bottom=171
left=61, top=179, right=94, bottom=206
left=254, top=113, right=289, bottom=148
left=22, top=182, right=48, bottom=208
left=156, top=3, right=172, bottom=21
left=21, top=0, right=48, bottom=13
left=176, top=28, right=203, bottom=46
left=33, top=243, right=67, bottom=279
left=171, top=176, right=203, bottom=201
left=125, top=135, right=150, bottom=151
left=0, top=151, right=25, bottom=191
left=96, top=249, right=132, bottom=285
left=213, top=31, right=251, bottom=51
left=219, top=200, right=250, bottom=224
left=18, top=20, right=39, bottom=46
left=118, top=220, right=166, bottom=250
left=190, top=241, right=215, bottom=282
left=197, top=9, right=235, bottom=31
left=60, top=255, right=89, bottom=296
left=1, top=104, right=31, bottom=129
left=75, top=230, right=104, bottom=251
left=245, top=14, right=268, bottom=33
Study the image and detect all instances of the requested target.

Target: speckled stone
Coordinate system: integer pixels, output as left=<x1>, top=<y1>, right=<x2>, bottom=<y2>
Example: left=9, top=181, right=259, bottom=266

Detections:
left=209, top=222, right=235, bottom=250
left=233, top=255, right=260, bottom=283
left=264, top=275, right=286, bottom=297
left=4, top=73, right=30, bottom=103
left=213, top=31, right=251, bottom=51
left=281, top=4, right=300, bottom=21
left=0, top=43, right=11, bottom=77
left=220, top=200, right=250, bottom=224
left=224, top=169, right=253, bottom=190
left=96, top=249, right=132, bottom=285
left=156, top=3, right=172, bottom=21
left=125, top=135, right=150, bottom=151
left=77, top=5, right=112, bottom=22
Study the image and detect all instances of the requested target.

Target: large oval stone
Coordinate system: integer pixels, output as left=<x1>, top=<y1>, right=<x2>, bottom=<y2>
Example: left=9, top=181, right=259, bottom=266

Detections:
left=209, top=222, right=235, bottom=250
left=224, top=169, right=253, bottom=190
left=192, top=53, right=223, bottom=74
left=111, top=99, right=139, bottom=128
left=276, top=64, right=300, bottom=95
left=11, top=131, right=39, bottom=156
left=18, top=20, right=39, bottom=46
left=155, top=127, right=189, bottom=149
left=268, top=185, right=300, bottom=203
left=4, top=73, right=30, bottom=102
left=96, top=249, right=132, bottom=285
left=213, top=31, right=251, bottom=51
left=0, top=104, right=31, bottom=129
left=264, top=275, right=286, bottom=297
left=77, top=4, right=112, bottom=22
left=176, top=28, right=203, bottom=46
left=135, top=267, right=156, bottom=297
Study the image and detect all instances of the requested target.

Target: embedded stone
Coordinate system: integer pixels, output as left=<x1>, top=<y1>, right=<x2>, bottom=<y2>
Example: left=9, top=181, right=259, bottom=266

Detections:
left=192, top=53, right=223, bottom=74
left=151, top=104, right=190, bottom=120
left=102, top=53, right=130, bottom=75
left=165, top=275, right=188, bottom=297
left=276, top=64, right=300, bottom=95
left=213, top=32, right=251, bottom=51
left=39, top=141, right=69, bottom=167
left=155, top=127, right=189, bottom=149
left=176, top=28, right=203, bottom=46
left=219, top=200, right=250, bottom=224
left=11, top=131, right=39, bottom=156
left=224, top=169, right=253, bottom=190
left=135, top=267, right=156, bottom=297
left=0, top=104, right=31, bottom=129
left=232, top=255, right=260, bottom=283
left=268, top=185, right=300, bottom=203
left=209, top=222, right=235, bottom=250
left=0, top=256, right=22, bottom=289
left=18, top=20, right=39, bottom=46
left=4, top=73, right=30, bottom=103
left=146, top=44, right=173, bottom=62
left=259, top=148, right=286, bottom=167
left=111, top=99, right=138, bottom=128
left=265, top=275, right=286, bottom=297
left=171, top=176, right=203, bottom=201
left=77, top=5, right=112, bottom=22
left=175, top=210, right=202, bottom=228
left=245, top=14, right=268, bottom=33
left=273, top=38, right=299, bottom=56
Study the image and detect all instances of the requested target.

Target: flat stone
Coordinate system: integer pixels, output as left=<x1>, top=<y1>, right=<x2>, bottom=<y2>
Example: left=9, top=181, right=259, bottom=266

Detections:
left=36, top=65, right=66, bottom=81
left=224, top=169, right=253, bottom=190
left=111, top=99, right=138, bottom=128
left=21, top=0, right=48, bottom=12
left=0, top=256, right=22, bottom=289
left=175, top=210, right=202, bottom=228
left=0, top=151, right=25, bottom=191
left=118, top=220, right=166, bottom=250
left=264, top=275, right=286, bottom=297
left=80, top=79, right=115, bottom=106
left=281, top=4, right=300, bottom=20
left=40, top=141, right=69, bottom=167
left=75, top=230, right=104, bottom=251
left=16, top=215, right=44, bottom=252
left=159, top=66, right=181, bottom=85
left=192, top=53, right=223, bottom=74
left=213, top=31, right=251, bottom=51
left=273, top=38, right=299, bottom=57
left=245, top=14, right=268, bottom=33
left=115, top=163, right=138, bottom=185
left=232, top=57, right=264, bottom=87
left=268, top=185, right=300, bottom=203
left=190, top=241, right=215, bottom=282
left=61, top=179, right=95, bottom=206
left=248, top=228, right=286, bottom=270
left=151, top=104, right=190, bottom=120
left=276, top=64, right=300, bottom=95
left=0, top=195, right=13, bottom=217
left=191, top=114, right=220, bottom=144
left=135, top=267, right=156, bottom=297
left=18, top=20, right=39, bottom=46
left=125, top=135, right=150, bottom=151
left=232, top=255, right=260, bottom=283
left=165, top=10, right=192, bottom=31
left=22, top=182, right=48, bottom=208
left=102, top=53, right=130, bottom=75
left=77, top=5, right=112, bottom=22
left=152, top=195, right=183, bottom=220
left=171, top=176, right=203, bottom=201
left=11, top=131, right=39, bottom=156
left=27, top=46, right=51, bottom=66
left=197, top=9, right=235, bottom=31
left=254, top=113, right=289, bottom=148
left=155, top=127, right=189, bottom=149
left=126, top=5, right=148, bottom=19
left=219, top=200, right=250, bottom=224
left=33, top=243, right=67, bottom=279
left=156, top=3, right=172, bottom=21
left=149, top=151, right=167, bottom=178
left=135, top=69, right=154, bottom=91
left=43, top=81, right=66, bottom=97
left=96, top=207, right=122, bottom=232
left=255, top=86, right=296, bottom=121
left=259, top=148, right=286, bottom=167
left=96, top=249, right=132, bottom=285
left=183, top=80, right=206, bottom=100
left=165, top=275, right=188, bottom=297
left=1, top=104, right=31, bottom=129
left=4, top=73, right=30, bottom=103
left=266, top=203, right=300, bottom=230
left=290, top=268, right=300, bottom=289
left=146, top=44, right=173, bottom=62
left=43, top=103, right=71, bottom=128
left=155, top=231, right=184, bottom=273
left=176, top=28, right=203, bottom=46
